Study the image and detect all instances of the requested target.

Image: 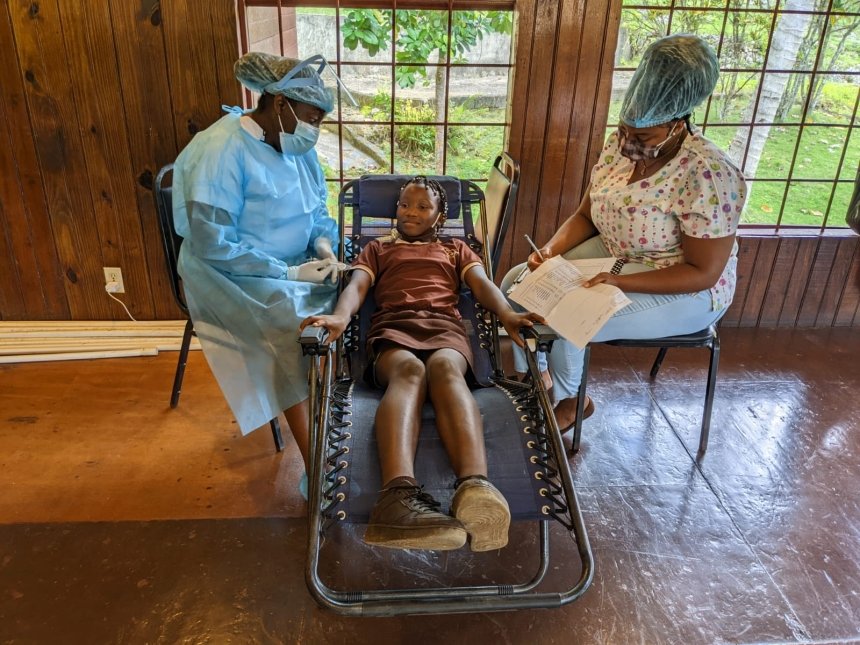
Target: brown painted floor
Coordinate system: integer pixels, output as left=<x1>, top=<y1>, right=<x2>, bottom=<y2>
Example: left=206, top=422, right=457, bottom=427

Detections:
left=1, top=328, right=859, bottom=644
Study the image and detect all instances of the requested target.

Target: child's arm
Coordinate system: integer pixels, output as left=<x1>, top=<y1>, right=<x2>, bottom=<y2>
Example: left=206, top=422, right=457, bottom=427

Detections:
left=463, top=265, right=543, bottom=348
left=299, top=269, right=373, bottom=342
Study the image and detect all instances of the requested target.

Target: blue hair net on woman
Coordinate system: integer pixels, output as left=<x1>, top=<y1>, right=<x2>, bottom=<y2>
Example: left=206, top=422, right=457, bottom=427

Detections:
left=620, top=34, right=720, bottom=128
left=234, top=52, right=335, bottom=114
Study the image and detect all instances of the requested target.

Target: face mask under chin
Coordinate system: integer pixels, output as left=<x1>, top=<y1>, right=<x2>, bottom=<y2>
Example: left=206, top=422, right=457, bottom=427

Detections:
left=277, top=102, right=320, bottom=156
left=619, top=121, right=681, bottom=162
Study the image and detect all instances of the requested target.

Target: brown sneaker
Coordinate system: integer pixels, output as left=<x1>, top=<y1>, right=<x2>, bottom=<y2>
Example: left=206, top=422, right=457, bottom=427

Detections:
left=364, top=478, right=467, bottom=551
left=451, top=477, right=511, bottom=552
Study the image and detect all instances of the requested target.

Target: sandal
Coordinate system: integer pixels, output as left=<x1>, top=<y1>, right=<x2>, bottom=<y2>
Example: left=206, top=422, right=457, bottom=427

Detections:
left=553, top=396, right=595, bottom=434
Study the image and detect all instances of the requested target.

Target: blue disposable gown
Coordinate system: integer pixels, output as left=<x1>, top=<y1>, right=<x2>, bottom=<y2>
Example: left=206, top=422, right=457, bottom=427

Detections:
left=172, top=112, right=338, bottom=434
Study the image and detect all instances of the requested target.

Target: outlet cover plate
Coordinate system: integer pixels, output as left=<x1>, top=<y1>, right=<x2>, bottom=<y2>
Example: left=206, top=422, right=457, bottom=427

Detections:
left=103, top=267, right=125, bottom=293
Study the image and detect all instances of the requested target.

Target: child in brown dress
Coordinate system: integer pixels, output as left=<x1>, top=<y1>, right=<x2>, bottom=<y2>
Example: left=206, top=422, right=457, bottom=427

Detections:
left=300, top=176, right=541, bottom=552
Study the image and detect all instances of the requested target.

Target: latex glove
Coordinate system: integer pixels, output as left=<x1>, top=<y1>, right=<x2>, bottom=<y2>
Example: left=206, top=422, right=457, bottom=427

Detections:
left=313, top=237, right=337, bottom=261
left=285, top=258, right=346, bottom=284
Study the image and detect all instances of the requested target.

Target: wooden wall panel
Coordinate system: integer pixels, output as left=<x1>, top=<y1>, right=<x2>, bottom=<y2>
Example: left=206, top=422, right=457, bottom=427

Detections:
left=0, top=6, right=68, bottom=320
left=797, top=238, right=839, bottom=327
left=58, top=0, right=155, bottom=320
left=501, top=0, right=620, bottom=278
left=816, top=238, right=857, bottom=327
left=109, top=0, right=182, bottom=319
left=834, top=242, right=860, bottom=326
left=1, top=0, right=858, bottom=329
left=162, top=0, right=229, bottom=151
left=777, top=239, right=818, bottom=327
left=0, top=0, right=238, bottom=320
left=506, top=0, right=560, bottom=271
left=738, top=237, right=778, bottom=327
left=721, top=237, right=758, bottom=327
left=8, top=0, right=112, bottom=319
left=758, top=237, right=799, bottom=327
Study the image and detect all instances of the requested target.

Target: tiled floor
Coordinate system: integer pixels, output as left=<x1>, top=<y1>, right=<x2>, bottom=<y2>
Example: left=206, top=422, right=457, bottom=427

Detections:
left=1, top=327, right=858, bottom=644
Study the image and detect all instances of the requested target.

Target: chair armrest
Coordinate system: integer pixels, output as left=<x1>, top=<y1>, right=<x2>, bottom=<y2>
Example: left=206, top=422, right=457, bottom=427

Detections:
left=520, top=324, right=558, bottom=353
left=299, top=326, right=331, bottom=356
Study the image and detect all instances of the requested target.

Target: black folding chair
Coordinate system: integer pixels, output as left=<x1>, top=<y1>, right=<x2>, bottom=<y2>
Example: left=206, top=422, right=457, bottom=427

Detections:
left=299, top=174, right=593, bottom=616
left=572, top=325, right=720, bottom=458
left=152, top=164, right=284, bottom=452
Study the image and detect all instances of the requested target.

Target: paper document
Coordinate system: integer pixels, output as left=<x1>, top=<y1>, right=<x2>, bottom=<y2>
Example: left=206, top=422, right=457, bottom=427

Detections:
left=508, top=256, right=631, bottom=349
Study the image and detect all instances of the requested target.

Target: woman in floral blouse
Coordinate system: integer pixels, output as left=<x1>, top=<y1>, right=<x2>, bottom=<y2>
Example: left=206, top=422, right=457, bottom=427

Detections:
left=503, top=33, right=747, bottom=432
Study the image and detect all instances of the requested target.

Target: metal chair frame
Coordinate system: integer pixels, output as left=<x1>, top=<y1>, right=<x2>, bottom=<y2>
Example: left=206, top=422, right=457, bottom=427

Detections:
left=153, top=164, right=284, bottom=452
left=572, top=325, right=721, bottom=458
left=299, top=172, right=593, bottom=616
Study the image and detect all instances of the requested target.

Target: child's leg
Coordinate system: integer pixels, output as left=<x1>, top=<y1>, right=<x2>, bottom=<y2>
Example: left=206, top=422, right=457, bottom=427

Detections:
left=424, top=348, right=486, bottom=477
left=425, top=349, right=510, bottom=551
left=374, top=347, right=427, bottom=486
left=364, top=346, right=467, bottom=551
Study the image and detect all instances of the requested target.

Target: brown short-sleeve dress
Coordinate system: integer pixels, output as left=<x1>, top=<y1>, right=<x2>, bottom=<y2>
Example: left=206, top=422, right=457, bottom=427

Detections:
left=352, top=237, right=483, bottom=382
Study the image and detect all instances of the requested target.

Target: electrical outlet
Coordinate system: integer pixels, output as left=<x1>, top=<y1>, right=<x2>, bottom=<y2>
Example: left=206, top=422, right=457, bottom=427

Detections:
left=103, top=267, right=125, bottom=293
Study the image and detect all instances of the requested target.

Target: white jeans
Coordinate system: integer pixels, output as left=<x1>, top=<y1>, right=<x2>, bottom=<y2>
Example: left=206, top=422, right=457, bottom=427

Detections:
left=501, top=236, right=726, bottom=399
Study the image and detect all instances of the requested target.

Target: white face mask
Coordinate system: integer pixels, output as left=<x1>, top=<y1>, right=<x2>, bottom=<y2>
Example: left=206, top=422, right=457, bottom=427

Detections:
left=277, top=101, right=320, bottom=156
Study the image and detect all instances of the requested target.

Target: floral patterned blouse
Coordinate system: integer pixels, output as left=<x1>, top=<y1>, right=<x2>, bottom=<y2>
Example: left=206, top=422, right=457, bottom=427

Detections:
left=589, top=130, right=747, bottom=310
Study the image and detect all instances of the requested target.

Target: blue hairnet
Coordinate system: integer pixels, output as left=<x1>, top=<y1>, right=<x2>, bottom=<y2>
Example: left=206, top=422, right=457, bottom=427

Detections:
left=234, top=52, right=335, bottom=114
left=620, top=34, right=719, bottom=128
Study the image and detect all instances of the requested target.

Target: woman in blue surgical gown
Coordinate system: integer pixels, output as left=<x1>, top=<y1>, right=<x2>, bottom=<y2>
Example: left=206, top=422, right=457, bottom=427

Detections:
left=172, top=52, right=343, bottom=474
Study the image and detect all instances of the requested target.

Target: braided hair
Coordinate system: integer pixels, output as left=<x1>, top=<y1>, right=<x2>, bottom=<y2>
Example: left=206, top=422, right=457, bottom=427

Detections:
left=401, top=175, right=448, bottom=240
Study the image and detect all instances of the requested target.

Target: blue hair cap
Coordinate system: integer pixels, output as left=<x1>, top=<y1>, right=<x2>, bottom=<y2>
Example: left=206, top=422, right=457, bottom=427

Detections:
left=620, top=34, right=719, bottom=128
left=234, top=52, right=335, bottom=114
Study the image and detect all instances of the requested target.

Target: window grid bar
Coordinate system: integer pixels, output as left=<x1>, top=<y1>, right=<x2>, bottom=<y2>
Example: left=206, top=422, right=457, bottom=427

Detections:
left=774, top=0, right=833, bottom=230
left=616, top=0, right=858, bottom=230
left=820, top=84, right=860, bottom=232
left=621, top=4, right=860, bottom=17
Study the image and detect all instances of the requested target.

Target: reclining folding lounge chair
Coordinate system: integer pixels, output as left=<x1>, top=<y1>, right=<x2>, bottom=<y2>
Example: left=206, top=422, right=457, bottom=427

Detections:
left=299, top=174, right=593, bottom=616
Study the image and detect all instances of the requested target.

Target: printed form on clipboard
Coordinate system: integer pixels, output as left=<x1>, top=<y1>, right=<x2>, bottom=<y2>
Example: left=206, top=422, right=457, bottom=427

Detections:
left=507, top=256, right=632, bottom=349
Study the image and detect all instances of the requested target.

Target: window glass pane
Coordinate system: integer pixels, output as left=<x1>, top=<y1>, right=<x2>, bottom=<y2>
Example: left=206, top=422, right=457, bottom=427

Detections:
left=793, top=126, right=851, bottom=180
left=341, top=64, right=392, bottom=123
left=840, top=128, right=860, bottom=179
left=395, top=10, right=449, bottom=64
left=447, top=67, right=508, bottom=123
left=699, top=125, right=747, bottom=168
left=446, top=125, right=505, bottom=179
left=339, top=9, right=392, bottom=63
left=781, top=181, right=837, bottom=226
left=616, top=10, right=671, bottom=68
left=752, top=73, right=808, bottom=124
left=728, top=0, right=777, bottom=10
left=805, top=74, right=859, bottom=124
left=827, top=180, right=855, bottom=228
left=819, top=15, right=860, bottom=73
left=324, top=179, right=342, bottom=224
left=295, top=8, right=336, bottom=60
left=765, top=13, right=825, bottom=72
left=608, top=71, right=632, bottom=124
left=674, top=0, right=725, bottom=8
left=248, top=6, right=299, bottom=58
left=744, top=181, right=787, bottom=225
left=394, top=65, right=446, bottom=117
left=706, top=72, right=760, bottom=123
left=669, top=10, right=722, bottom=52
left=744, top=125, right=801, bottom=179
left=621, top=0, right=674, bottom=7
left=451, top=10, right=513, bottom=65
left=342, top=124, right=390, bottom=175
left=393, top=125, right=440, bottom=175
left=318, top=125, right=341, bottom=176
left=719, top=12, right=771, bottom=69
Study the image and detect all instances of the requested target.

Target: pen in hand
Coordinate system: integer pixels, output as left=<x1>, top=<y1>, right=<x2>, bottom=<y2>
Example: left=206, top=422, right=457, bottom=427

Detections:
left=524, top=234, right=545, bottom=260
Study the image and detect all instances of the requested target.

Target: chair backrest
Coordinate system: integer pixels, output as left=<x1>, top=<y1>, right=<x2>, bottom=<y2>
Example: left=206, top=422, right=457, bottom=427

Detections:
left=337, top=174, right=498, bottom=384
left=152, top=163, right=188, bottom=314
left=482, top=152, right=520, bottom=279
